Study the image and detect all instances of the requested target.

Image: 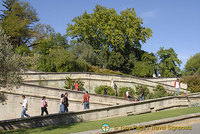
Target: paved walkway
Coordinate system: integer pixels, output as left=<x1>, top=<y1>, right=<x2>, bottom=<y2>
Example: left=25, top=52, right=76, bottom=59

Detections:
left=121, top=118, right=200, bottom=134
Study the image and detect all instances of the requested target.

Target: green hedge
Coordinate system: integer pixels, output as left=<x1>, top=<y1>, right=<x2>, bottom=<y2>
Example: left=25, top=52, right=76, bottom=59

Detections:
left=94, top=85, right=115, bottom=96
left=118, top=87, right=134, bottom=97
left=135, top=85, right=153, bottom=100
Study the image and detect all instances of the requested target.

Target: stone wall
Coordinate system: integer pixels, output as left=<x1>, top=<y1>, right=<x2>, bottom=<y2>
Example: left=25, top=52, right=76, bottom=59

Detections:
left=0, top=83, right=131, bottom=120
left=1, top=93, right=200, bottom=130
left=21, top=72, right=189, bottom=94
left=145, top=77, right=187, bottom=89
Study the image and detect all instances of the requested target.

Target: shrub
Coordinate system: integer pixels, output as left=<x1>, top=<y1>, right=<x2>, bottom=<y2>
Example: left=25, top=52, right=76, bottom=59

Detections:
left=76, top=78, right=85, bottom=91
left=153, top=85, right=168, bottom=98
left=64, top=77, right=74, bottom=90
left=64, top=77, right=85, bottom=91
left=95, top=85, right=115, bottom=96
left=135, top=85, right=153, bottom=100
left=182, top=74, right=200, bottom=92
left=118, top=87, right=134, bottom=98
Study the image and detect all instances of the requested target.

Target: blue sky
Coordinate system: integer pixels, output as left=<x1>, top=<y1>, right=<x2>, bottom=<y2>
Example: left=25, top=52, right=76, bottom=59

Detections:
left=1, top=0, right=200, bottom=69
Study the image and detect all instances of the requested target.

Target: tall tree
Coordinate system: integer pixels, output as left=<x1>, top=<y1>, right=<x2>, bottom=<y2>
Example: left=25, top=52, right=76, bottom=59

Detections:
left=132, top=52, right=157, bottom=77
left=157, top=47, right=182, bottom=77
left=66, top=5, right=152, bottom=73
left=0, top=0, right=39, bottom=47
left=32, top=32, right=69, bottom=55
left=0, top=29, right=26, bottom=102
left=184, top=53, right=200, bottom=75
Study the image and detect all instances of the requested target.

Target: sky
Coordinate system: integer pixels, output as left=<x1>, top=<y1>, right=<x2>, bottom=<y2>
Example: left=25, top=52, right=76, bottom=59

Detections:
left=0, top=0, right=200, bottom=69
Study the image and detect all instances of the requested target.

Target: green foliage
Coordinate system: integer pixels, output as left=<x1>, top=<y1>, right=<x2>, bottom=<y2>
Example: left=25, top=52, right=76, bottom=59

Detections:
left=132, top=61, right=155, bottom=77
left=0, top=28, right=27, bottom=102
left=0, top=92, right=7, bottom=103
left=153, top=85, right=168, bottom=98
left=184, top=53, right=200, bottom=75
left=67, top=5, right=152, bottom=74
left=64, top=77, right=85, bottom=91
left=71, top=42, right=96, bottom=65
left=0, top=29, right=26, bottom=88
left=89, top=66, right=126, bottom=76
left=107, top=52, right=125, bottom=71
left=76, top=78, right=85, bottom=91
left=118, top=87, right=134, bottom=97
left=34, top=47, right=90, bottom=72
left=64, top=77, right=74, bottom=90
left=32, top=33, right=69, bottom=55
left=135, top=85, right=153, bottom=99
left=32, top=23, right=56, bottom=45
left=182, top=74, right=200, bottom=93
left=157, top=47, right=182, bottom=77
left=15, top=44, right=31, bottom=55
left=0, top=0, right=39, bottom=47
left=95, top=85, right=115, bottom=96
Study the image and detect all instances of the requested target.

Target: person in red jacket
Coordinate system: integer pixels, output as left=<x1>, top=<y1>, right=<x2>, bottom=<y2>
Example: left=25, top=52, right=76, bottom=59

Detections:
left=75, top=81, right=79, bottom=91
left=82, top=91, right=90, bottom=109
left=174, top=78, right=181, bottom=96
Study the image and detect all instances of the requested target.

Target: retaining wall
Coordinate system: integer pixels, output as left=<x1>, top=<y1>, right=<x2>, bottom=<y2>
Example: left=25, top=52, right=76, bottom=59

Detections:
left=21, top=72, right=189, bottom=94
left=1, top=94, right=200, bottom=130
left=0, top=83, right=131, bottom=120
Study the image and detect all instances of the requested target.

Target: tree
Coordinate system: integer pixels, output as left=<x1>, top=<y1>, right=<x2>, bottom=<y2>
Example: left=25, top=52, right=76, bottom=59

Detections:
left=32, top=32, right=69, bottom=55
left=34, top=47, right=90, bottom=72
left=157, top=47, right=182, bottom=77
left=0, top=29, right=26, bottom=102
left=0, top=0, right=39, bottom=47
left=71, top=42, right=96, bottom=65
left=182, top=74, right=200, bottom=93
left=132, top=52, right=157, bottom=77
left=184, top=53, right=200, bottom=75
left=67, top=5, right=152, bottom=73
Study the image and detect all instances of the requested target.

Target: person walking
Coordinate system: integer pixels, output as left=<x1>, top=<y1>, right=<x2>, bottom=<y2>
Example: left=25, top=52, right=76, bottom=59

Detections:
left=62, top=92, right=69, bottom=112
left=82, top=91, right=90, bottom=109
left=59, top=93, right=65, bottom=113
left=126, top=89, right=131, bottom=99
left=174, top=78, right=181, bottom=96
left=114, top=84, right=118, bottom=96
left=104, top=85, right=108, bottom=95
left=140, top=88, right=145, bottom=101
left=20, top=95, right=30, bottom=119
left=41, top=96, right=48, bottom=115
left=75, top=81, right=79, bottom=91
left=72, top=81, right=75, bottom=90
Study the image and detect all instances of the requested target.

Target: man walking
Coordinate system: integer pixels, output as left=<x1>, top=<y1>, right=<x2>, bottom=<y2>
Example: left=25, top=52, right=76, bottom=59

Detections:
left=82, top=91, right=90, bottom=109
left=174, top=78, right=181, bottom=96
left=20, top=95, right=30, bottom=119
left=63, top=92, right=69, bottom=112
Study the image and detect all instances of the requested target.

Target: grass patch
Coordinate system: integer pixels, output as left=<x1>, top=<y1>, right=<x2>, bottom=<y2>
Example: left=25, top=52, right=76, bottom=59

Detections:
left=1, top=107, right=200, bottom=134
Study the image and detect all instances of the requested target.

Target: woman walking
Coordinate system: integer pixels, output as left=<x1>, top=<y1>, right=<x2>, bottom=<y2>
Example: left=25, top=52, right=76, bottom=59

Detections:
left=59, top=93, right=65, bottom=113
left=41, top=96, right=48, bottom=115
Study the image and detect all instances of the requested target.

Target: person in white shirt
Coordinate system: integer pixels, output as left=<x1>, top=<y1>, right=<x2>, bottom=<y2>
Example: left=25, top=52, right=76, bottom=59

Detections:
left=126, top=89, right=131, bottom=99
left=59, top=93, right=65, bottom=113
left=174, top=78, right=181, bottom=96
left=20, top=95, right=30, bottom=118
